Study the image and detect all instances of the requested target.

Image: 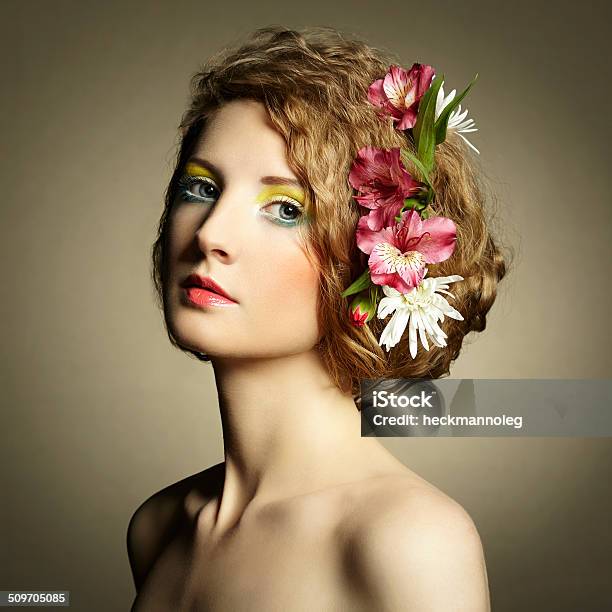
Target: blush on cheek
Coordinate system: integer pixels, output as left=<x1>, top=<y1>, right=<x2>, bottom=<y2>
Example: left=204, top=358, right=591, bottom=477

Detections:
left=256, top=239, right=319, bottom=291
left=277, top=250, right=319, bottom=296
left=255, top=247, right=320, bottom=333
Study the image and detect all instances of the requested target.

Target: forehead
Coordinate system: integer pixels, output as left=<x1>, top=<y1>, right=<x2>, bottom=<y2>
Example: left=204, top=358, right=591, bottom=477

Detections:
left=193, top=99, right=297, bottom=180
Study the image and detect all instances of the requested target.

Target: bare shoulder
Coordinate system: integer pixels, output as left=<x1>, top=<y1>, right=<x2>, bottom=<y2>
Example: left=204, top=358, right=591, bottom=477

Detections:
left=126, top=462, right=224, bottom=591
left=344, top=476, right=490, bottom=612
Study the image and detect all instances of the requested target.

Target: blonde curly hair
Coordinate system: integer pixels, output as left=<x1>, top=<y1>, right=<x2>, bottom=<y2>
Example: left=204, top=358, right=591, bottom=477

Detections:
left=152, top=25, right=511, bottom=401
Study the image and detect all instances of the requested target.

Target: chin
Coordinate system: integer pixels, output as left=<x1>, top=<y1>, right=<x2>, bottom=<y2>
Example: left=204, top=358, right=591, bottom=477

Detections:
left=167, top=305, right=319, bottom=359
left=202, top=344, right=316, bottom=361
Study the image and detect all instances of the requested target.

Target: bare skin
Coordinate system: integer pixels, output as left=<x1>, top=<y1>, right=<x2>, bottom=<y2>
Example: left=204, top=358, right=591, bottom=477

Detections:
left=128, top=100, right=490, bottom=610
left=128, top=452, right=490, bottom=611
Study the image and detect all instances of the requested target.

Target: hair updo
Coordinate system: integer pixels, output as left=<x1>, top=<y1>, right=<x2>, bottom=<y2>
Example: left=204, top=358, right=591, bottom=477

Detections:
left=152, top=25, right=511, bottom=402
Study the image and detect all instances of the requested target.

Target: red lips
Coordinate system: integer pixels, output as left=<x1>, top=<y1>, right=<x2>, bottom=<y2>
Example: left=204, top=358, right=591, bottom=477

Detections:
left=181, top=274, right=237, bottom=302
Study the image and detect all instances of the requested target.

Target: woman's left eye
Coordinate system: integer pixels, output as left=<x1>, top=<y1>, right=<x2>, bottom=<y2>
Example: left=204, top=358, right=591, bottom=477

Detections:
left=261, top=197, right=305, bottom=226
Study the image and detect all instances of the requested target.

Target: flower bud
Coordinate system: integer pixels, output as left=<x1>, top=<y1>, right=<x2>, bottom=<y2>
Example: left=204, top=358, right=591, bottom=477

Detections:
left=349, top=293, right=376, bottom=327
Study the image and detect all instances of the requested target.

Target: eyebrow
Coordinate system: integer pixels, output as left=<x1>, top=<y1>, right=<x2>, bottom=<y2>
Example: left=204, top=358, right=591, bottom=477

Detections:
left=187, top=156, right=304, bottom=188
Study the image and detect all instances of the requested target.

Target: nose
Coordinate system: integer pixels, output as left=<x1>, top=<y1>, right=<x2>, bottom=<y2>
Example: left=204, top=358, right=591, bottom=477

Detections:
left=194, top=189, right=245, bottom=264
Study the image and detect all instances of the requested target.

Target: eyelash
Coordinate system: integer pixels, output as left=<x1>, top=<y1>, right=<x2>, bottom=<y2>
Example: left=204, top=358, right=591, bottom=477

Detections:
left=176, top=174, right=305, bottom=227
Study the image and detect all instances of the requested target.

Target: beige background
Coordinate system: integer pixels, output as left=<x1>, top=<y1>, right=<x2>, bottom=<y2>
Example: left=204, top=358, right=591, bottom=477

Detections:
left=2, top=0, right=611, bottom=610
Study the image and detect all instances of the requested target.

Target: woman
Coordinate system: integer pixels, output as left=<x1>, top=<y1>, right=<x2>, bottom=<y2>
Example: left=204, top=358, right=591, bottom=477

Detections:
left=127, top=25, right=504, bottom=611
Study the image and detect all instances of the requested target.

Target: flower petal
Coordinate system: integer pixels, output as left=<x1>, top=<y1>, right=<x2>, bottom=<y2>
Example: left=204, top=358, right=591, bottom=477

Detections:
left=394, top=260, right=426, bottom=291
left=367, top=79, right=394, bottom=114
left=413, top=309, right=430, bottom=352
left=364, top=201, right=404, bottom=231
left=377, top=294, right=404, bottom=319
left=379, top=307, right=410, bottom=351
left=435, top=84, right=457, bottom=120
left=417, top=216, right=457, bottom=263
left=371, top=270, right=417, bottom=293
left=458, top=133, right=480, bottom=154
left=432, top=274, right=464, bottom=286
left=408, top=313, right=419, bottom=358
left=382, top=284, right=403, bottom=298
left=356, top=216, right=395, bottom=255
left=384, top=65, right=412, bottom=108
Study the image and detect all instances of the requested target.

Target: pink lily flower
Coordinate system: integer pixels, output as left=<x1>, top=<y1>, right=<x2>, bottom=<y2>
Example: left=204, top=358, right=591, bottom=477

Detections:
left=368, top=63, right=435, bottom=130
left=349, top=146, right=423, bottom=231
left=356, top=209, right=457, bottom=293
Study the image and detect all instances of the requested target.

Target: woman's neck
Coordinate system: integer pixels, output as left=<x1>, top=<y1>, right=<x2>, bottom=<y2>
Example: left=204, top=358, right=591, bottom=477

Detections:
left=207, top=349, right=399, bottom=532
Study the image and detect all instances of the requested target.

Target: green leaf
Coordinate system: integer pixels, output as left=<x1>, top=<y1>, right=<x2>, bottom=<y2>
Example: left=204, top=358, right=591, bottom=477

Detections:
left=413, top=74, right=444, bottom=173
left=397, top=197, right=428, bottom=222
left=368, top=285, right=380, bottom=311
left=412, top=75, right=438, bottom=146
left=341, top=269, right=372, bottom=298
left=402, top=198, right=422, bottom=212
left=400, top=148, right=436, bottom=208
left=434, top=73, right=478, bottom=145
left=369, top=285, right=379, bottom=301
left=400, top=148, right=433, bottom=190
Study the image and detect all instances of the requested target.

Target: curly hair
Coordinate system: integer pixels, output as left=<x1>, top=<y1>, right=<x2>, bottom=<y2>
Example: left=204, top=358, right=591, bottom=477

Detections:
left=151, top=25, right=511, bottom=402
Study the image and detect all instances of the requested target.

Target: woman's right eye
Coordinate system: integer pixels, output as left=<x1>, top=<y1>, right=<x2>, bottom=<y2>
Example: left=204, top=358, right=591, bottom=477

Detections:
left=176, top=175, right=220, bottom=204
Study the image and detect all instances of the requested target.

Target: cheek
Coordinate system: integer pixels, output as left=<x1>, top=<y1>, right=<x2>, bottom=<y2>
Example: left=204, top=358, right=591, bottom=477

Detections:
left=166, top=209, right=191, bottom=262
left=251, top=243, right=320, bottom=326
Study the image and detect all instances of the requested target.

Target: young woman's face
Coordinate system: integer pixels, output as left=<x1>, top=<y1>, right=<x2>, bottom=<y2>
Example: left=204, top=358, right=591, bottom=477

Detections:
left=165, top=99, right=321, bottom=359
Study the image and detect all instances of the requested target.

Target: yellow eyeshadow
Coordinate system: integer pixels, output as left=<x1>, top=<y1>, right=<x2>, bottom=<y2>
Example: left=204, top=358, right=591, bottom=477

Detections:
left=182, top=165, right=305, bottom=204
left=256, top=185, right=305, bottom=203
left=185, top=162, right=216, bottom=179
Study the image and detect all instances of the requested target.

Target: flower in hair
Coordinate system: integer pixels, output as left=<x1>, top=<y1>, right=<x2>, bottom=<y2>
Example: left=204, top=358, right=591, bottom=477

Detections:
left=356, top=209, right=457, bottom=293
left=377, top=274, right=465, bottom=355
left=368, top=63, right=435, bottom=130
left=349, top=293, right=377, bottom=327
left=342, top=62, right=479, bottom=356
left=435, top=83, right=480, bottom=154
left=348, top=146, right=424, bottom=231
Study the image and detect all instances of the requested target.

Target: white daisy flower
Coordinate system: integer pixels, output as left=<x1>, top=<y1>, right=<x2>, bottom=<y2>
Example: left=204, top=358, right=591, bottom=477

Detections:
left=435, top=82, right=480, bottom=154
left=377, top=274, right=465, bottom=357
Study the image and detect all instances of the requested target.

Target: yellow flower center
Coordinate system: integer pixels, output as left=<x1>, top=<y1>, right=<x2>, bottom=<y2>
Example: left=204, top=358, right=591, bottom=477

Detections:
left=376, top=243, right=425, bottom=273
left=386, top=77, right=414, bottom=109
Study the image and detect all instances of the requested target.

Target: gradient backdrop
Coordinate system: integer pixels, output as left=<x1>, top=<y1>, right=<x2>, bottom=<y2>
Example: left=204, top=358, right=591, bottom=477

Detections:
left=2, top=0, right=611, bottom=610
